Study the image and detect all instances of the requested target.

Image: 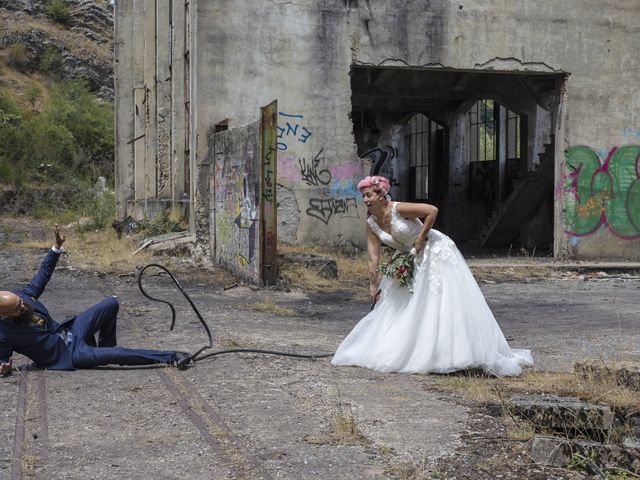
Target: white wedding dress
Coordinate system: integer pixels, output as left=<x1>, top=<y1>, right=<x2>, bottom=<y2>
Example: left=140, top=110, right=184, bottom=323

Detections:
left=332, top=202, right=533, bottom=376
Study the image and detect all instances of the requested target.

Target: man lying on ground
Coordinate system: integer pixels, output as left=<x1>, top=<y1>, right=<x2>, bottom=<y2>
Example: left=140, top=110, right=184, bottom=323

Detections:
left=0, top=224, right=190, bottom=376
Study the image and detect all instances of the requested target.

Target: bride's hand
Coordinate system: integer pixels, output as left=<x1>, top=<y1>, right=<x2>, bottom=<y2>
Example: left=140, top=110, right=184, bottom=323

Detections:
left=414, top=235, right=426, bottom=253
left=371, top=289, right=381, bottom=305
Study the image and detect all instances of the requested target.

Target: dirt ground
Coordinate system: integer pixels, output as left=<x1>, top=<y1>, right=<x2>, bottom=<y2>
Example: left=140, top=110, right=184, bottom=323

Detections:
left=1, top=218, right=639, bottom=479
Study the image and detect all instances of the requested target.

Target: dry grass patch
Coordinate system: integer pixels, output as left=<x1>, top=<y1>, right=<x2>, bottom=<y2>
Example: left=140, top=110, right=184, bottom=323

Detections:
left=432, top=368, right=640, bottom=410
left=0, top=69, right=52, bottom=111
left=4, top=218, right=237, bottom=287
left=383, top=457, right=433, bottom=480
left=216, top=336, right=266, bottom=349
left=17, top=228, right=152, bottom=273
left=243, top=296, right=297, bottom=317
left=277, top=242, right=368, bottom=294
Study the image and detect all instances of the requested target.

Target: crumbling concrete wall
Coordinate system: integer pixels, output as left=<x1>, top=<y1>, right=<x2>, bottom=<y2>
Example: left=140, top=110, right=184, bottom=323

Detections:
left=349, top=0, right=640, bottom=257
left=114, top=0, right=189, bottom=222
left=116, top=0, right=640, bottom=258
left=193, top=0, right=367, bottom=249
left=207, top=123, right=262, bottom=284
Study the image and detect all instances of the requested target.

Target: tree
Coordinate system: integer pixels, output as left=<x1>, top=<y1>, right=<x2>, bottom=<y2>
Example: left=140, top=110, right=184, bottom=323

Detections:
left=45, top=0, right=71, bottom=26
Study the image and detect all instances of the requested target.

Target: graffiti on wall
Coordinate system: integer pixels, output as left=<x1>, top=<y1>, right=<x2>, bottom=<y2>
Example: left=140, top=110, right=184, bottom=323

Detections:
left=212, top=124, right=262, bottom=283
left=277, top=112, right=312, bottom=151
left=234, top=173, right=258, bottom=266
left=623, top=128, right=640, bottom=140
left=297, top=145, right=360, bottom=224
left=359, top=145, right=397, bottom=176
left=299, top=147, right=332, bottom=186
left=561, top=145, right=640, bottom=239
left=306, top=197, right=359, bottom=225
left=358, top=146, right=400, bottom=198
left=263, top=144, right=277, bottom=202
left=214, top=156, right=259, bottom=269
left=276, top=111, right=364, bottom=229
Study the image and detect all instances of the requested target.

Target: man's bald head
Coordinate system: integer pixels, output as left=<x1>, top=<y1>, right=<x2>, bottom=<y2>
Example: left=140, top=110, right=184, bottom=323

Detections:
left=0, top=291, right=24, bottom=318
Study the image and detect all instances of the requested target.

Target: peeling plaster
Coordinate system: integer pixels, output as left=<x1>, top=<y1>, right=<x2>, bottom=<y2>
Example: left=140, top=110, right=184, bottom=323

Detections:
left=474, top=57, right=565, bottom=73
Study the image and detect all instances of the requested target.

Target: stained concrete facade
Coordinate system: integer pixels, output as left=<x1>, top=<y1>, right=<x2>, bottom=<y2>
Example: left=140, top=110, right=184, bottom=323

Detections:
left=115, top=0, right=640, bottom=259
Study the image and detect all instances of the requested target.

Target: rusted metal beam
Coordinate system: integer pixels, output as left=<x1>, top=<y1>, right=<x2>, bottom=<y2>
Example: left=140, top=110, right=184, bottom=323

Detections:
left=260, top=101, right=278, bottom=286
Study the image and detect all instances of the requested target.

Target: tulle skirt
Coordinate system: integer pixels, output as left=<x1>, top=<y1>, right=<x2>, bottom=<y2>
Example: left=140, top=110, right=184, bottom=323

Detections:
left=332, top=229, right=533, bottom=376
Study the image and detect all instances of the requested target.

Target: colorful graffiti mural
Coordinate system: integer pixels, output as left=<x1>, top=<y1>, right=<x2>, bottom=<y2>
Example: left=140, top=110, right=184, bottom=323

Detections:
left=211, top=123, right=261, bottom=283
left=562, top=145, right=640, bottom=239
left=276, top=109, right=365, bottom=228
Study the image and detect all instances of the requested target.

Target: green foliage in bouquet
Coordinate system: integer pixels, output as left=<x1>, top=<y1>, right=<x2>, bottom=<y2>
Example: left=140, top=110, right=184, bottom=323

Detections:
left=378, top=252, right=415, bottom=292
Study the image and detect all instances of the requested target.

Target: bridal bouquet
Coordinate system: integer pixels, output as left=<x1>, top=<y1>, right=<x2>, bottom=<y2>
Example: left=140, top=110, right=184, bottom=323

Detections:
left=378, top=249, right=416, bottom=292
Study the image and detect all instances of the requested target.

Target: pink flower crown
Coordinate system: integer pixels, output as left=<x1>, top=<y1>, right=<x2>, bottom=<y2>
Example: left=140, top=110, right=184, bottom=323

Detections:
left=357, top=175, right=390, bottom=194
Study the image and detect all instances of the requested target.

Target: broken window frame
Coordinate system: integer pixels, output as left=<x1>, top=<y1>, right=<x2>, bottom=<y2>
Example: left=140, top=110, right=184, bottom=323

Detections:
left=469, top=99, right=497, bottom=163
left=405, top=113, right=446, bottom=203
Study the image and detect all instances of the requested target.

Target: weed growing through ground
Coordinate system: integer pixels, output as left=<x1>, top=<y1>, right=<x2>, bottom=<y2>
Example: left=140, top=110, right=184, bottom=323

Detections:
left=383, top=457, right=432, bottom=480
left=332, top=411, right=359, bottom=437
left=244, top=296, right=297, bottom=317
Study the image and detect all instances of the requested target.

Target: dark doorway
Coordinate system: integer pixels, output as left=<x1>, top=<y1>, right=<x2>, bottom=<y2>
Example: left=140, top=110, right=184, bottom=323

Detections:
left=350, top=65, right=564, bottom=252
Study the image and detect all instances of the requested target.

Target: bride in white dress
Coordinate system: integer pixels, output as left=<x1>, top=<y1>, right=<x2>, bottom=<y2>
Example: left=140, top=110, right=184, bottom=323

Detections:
left=332, top=176, right=533, bottom=376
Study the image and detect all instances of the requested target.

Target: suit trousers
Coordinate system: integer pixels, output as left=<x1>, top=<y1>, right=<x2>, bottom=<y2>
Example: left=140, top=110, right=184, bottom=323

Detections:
left=69, top=297, right=176, bottom=368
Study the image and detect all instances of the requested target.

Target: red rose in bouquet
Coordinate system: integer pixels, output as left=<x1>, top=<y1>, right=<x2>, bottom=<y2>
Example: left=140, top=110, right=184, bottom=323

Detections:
left=378, top=252, right=415, bottom=292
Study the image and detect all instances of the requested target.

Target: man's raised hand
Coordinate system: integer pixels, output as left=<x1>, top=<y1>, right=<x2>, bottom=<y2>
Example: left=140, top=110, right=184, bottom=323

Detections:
left=53, top=224, right=66, bottom=249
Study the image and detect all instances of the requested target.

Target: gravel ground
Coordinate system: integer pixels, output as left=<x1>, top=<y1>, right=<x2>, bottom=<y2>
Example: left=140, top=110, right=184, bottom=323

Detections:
left=1, top=218, right=639, bottom=479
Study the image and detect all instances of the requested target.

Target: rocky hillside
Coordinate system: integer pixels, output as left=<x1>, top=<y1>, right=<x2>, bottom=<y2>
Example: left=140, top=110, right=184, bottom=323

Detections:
left=0, top=0, right=113, bottom=100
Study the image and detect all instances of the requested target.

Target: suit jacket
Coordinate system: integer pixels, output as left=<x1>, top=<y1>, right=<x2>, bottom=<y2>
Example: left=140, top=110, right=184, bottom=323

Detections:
left=0, top=249, right=75, bottom=370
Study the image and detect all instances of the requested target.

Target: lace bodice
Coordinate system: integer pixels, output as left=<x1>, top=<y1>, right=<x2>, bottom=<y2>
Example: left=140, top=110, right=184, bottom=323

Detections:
left=367, top=202, right=424, bottom=251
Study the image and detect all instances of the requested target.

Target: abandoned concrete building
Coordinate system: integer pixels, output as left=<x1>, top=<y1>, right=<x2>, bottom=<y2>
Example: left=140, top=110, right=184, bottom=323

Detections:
left=114, top=1, right=640, bottom=283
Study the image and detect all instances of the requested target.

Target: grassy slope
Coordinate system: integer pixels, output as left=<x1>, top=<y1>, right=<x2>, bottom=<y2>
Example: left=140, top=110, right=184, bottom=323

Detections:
left=0, top=7, right=111, bottom=110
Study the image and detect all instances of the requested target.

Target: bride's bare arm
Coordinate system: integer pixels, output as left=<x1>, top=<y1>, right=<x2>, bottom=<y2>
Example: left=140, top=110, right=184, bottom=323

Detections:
left=367, top=224, right=381, bottom=299
left=396, top=202, right=438, bottom=252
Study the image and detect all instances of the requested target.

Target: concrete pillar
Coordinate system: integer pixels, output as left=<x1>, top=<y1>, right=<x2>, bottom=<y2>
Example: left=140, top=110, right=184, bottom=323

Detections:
left=133, top=0, right=146, bottom=202
left=156, top=0, right=172, bottom=199
left=553, top=79, right=569, bottom=258
left=170, top=0, right=186, bottom=207
left=144, top=0, right=157, bottom=201
left=445, top=111, right=467, bottom=238
left=114, top=0, right=135, bottom=219
left=188, top=0, right=198, bottom=231
left=497, top=105, right=507, bottom=202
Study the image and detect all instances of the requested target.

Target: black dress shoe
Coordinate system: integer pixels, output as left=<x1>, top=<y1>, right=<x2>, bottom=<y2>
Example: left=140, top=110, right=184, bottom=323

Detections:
left=171, top=351, right=192, bottom=370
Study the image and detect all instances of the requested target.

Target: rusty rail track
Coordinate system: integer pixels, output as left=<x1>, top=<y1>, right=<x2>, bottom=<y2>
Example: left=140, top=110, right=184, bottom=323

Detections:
left=11, top=366, right=49, bottom=480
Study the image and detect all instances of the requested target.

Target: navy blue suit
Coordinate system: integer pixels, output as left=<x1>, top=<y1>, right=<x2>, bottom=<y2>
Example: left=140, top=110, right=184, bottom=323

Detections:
left=0, top=249, right=177, bottom=370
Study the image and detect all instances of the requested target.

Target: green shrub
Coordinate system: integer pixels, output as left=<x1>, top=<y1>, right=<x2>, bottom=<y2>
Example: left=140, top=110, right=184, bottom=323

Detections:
left=45, top=0, right=71, bottom=26
left=39, top=47, right=64, bottom=76
left=47, top=80, right=114, bottom=177
left=0, top=91, right=25, bottom=184
left=5, top=44, right=30, bottom=72
left=139, top=209, right=185, bottom=236
left=0, top=159, right=16, bottom=184
left=0, top=81, right=114, bottom=213
left=22, top=115, right=76, bottom=173
left=25, top=84, right=42, bottom=111
left=76, top=190, right=116, bottom=232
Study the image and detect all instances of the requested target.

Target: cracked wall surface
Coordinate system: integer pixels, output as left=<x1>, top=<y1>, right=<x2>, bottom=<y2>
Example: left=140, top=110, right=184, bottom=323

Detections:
left=116, top=0, right=640, bottom=257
